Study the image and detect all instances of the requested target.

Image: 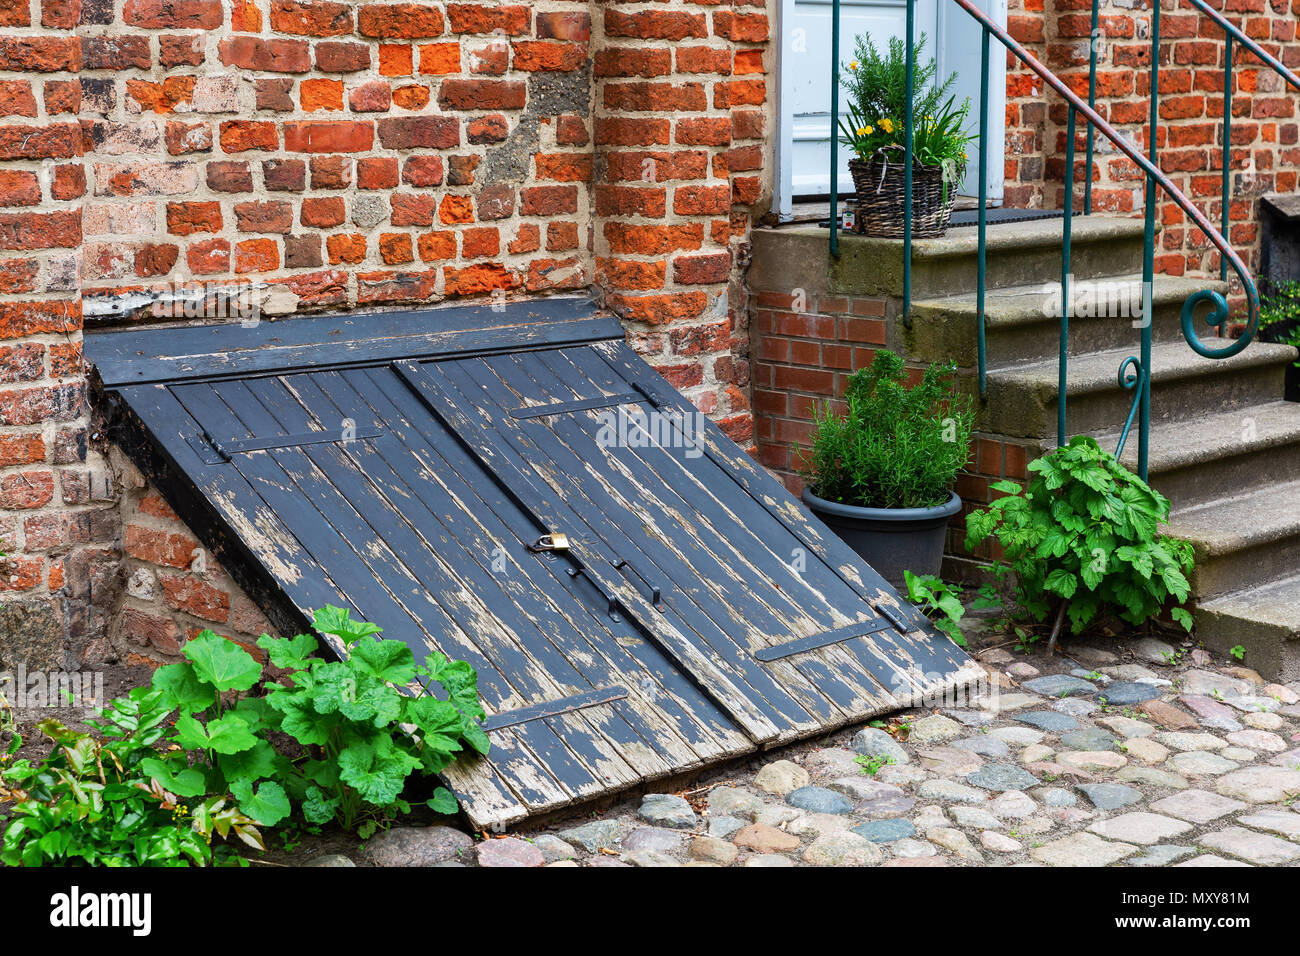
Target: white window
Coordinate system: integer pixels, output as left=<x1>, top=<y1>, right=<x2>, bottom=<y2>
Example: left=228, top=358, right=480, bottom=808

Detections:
left=774, top=0, right=1008, bottom=216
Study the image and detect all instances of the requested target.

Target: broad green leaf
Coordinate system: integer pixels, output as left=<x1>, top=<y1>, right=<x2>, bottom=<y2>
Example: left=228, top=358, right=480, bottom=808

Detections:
left=302, top=785, right=340, bottom=825
left=312, top=605, right=382, bottom=643
left=1044, top=568, right=1078, bottom=599
left=462, top=721, right=490, bottom=756
left=427, top=787, right=458, bottom=815
left=231, top=779, right=291, bottom=827
left=173, top=713, right=214, bottom=751
left=337, top=738, right=420, bottom=806
left=257, top=632, right=318, bottom=671
left=1171, top=607, right=1194, bottom=632
left=1160, top=565, right=1190, bottom=602
left=150, top=662, right=215, bottom=714
left=350, top=637, right=416, bottom=684
left=206, top=714, right=258, bottom=755
left=271, top=694, right=331, bottom=747
left=183, top=630, right=262, bottom=693
left=228, top=697, right=278, bottom=736
left=140, top=758, right=206, bottom=799
left=173, top=713, right=258, bottom=755
left=217, top=739, right=279, bottom=785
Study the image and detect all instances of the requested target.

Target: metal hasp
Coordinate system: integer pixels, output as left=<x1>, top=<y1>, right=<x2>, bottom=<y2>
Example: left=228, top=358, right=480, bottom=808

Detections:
left=86, top=297, right=982, bottom=830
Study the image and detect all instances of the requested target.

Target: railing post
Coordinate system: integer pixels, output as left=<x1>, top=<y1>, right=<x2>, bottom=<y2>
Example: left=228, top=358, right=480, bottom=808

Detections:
left=1085, top=0, right=1099, bottom=214
left=1221, top=36, right=1232, bottom=282
left=830, top=0, right=841, bottom=258
left=903, top=0, right=914, bottom=329
left=1061, top=106, right=1076, bottom=448
left=978, top=27, right=990, bottom=398
left=1139, top=0, right=1160, bottom=482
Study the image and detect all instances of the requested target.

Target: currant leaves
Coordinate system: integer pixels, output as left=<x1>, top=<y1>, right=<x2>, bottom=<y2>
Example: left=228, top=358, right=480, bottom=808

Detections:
left=965, top=436, right=1195, bottom=637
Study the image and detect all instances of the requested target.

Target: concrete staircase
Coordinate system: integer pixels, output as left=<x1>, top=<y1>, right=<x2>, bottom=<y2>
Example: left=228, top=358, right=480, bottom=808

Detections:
left=907, top=215, right=1300, bottom=679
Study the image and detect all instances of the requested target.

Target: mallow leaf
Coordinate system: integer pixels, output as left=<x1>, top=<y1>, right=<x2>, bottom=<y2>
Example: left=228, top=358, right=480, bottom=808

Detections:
left=150, top=662, right=215, bottom=714
left=427, top=787, right=458, bottom=815
left=257, top=632, right=318, bottom=671
left=183, top=631, right=262, bottom=693
left=231, top=779, right=291, bottom=827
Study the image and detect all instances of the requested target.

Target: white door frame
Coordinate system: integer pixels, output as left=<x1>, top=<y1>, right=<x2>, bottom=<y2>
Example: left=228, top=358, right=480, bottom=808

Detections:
left=773, top=0, right=1007, bottom=218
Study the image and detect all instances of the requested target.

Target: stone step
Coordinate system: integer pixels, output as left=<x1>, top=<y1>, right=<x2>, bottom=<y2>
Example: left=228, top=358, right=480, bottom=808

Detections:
left=1100, top=400, right=1300, bottom=510
left=910, top=274, right=1231, bottom=367
left=1195, top=575, right=1300, bottom=683
left=981, top=339, right=1297, bottom=439
left=1167, top=478, right=1300, bottom=603
left=908, top=215, right=1148, bottom=298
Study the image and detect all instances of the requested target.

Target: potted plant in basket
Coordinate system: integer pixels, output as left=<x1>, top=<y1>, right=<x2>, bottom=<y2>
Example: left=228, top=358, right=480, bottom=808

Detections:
left=839, top=33, right=975, bottom=238
left=800, top=350, right=973, bottom=588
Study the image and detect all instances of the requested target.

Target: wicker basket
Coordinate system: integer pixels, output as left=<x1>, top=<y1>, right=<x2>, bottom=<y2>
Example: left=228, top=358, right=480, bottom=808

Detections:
left=849, top=149, right=956, bottom=239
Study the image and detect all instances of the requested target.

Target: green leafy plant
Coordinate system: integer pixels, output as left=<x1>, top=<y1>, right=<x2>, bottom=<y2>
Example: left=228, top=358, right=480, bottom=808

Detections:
left=802, top=350, right=973, bottom=510
left=1, top=606, right=489, bottom=864
left=855, top=753, right=895, bottom=776
left=1259, top=280, right=1300, bottom=366
left=147, top=606, right=489, bottom=838
left=904, top=571, right=968, bottom=646
left=965, top=436, right=1195, bottom=650
left=1230, top=644, right=1246, bottom=661
left=0, top=692, right=262, bottom=866
left=838, top=33, right=975, bottom=189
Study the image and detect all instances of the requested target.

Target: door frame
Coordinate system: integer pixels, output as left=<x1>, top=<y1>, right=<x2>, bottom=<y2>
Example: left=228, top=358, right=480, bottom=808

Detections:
left=774, top=0, right=1008, bottom=218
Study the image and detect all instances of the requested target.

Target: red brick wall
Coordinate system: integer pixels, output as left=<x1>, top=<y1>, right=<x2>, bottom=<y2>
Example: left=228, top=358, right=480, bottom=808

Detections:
left=114, top=451, right=275, bottom=659
left=593, top=0, right=767, bottom=444
left=0, top=0, right=118, bottom=670
left=0, top=0, right=774, bottom=667
left=1015, top=0, right=1299, bottom=281
left=747, top=284, right=1038, bottom=570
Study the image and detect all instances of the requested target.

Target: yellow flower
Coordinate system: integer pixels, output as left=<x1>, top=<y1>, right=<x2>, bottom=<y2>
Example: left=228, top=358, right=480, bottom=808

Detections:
left=849, top=61, right=858, bottom=71
left=879, top=117, right=896, bottom=134
left=856, top=125, right=874, bottom=136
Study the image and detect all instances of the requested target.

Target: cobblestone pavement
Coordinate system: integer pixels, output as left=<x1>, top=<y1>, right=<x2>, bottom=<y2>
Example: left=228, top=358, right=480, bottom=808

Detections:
left=308, top=634, right=1300, bottom=867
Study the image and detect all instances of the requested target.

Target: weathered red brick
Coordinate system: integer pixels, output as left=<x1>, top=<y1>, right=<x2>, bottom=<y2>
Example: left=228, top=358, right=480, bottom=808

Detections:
left=269, top=0, right=352, bottom=35
left=283, top=120, right=374, bottom=152
left=358, top=2, right=444, bottom=37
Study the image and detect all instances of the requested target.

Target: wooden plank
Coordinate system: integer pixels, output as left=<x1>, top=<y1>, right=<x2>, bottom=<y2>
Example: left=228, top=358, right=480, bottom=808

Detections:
left=482, top=686, right=628, bottom=732
left=510, top=392, right=643, bottom=420
left=88, top=298, right=620, bottom=386
left=587, top=341, right=973, bottom=697
left=283, top=369, right=695, bottom=782
left=216, top=374, right=636, bottom=803
left=753, top=620, right=897, bottom=662
left=472, top=351, right=874, bottom=727
left=215, top=425, right=384, bottom=457
left=543, top=347, right=913, bottom=709
left=395, top=358, right=784, bottom=745
left=170, top=379, right=584, bottom=812
left=121, top=385, right=530, bottom=829
left=357, top=365, right=750, bottom=762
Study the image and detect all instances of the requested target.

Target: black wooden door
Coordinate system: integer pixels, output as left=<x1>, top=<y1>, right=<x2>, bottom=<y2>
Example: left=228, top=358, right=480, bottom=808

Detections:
left=396, top=340, right=975, bottom=747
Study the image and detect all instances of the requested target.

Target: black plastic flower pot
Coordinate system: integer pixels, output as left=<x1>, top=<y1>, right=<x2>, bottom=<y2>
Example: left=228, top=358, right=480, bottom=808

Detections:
left=801, top=488, right=962, bottom=590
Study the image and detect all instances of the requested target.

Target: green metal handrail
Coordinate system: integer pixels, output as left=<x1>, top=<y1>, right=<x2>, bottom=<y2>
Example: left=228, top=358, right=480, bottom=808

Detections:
left=828, top=0, right=1264, bottom=481
left=1184, top=0, right=1300, bottom=282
